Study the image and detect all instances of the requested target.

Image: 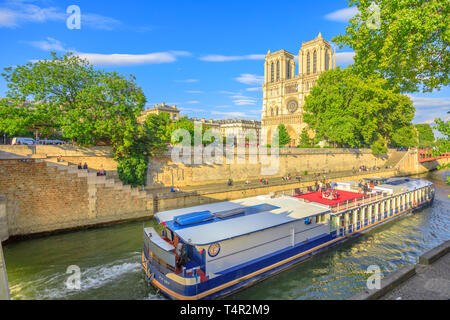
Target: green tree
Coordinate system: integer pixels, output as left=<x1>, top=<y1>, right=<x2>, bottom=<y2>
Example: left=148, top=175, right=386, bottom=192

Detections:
left=303, top=67, right=415, bottom=155
left=433, top=118, right=449, bottom=155
left=333, top=0, right=449, bottom=93
left=415, top=124, right=435, bottom=148
left=390, top=125, right=418, bottom=148
left=272, top=124, right=291, bottom=147
left=2, top=52, right=146, bottom=146
left=298, top=128, right=313, bottom=147
left=1, top=52, right=155, bottom=186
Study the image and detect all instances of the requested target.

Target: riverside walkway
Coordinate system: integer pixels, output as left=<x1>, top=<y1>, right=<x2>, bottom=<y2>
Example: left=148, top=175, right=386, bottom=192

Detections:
left=152, top=167, right=397, bottom=196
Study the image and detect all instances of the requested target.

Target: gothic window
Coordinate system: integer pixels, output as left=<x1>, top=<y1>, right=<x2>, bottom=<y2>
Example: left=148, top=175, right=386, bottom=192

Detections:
left=286, top=61, right=291, bottom=79
left=271, top=63, right=274, bottom=82
left=276, top=61, right=280, bottom=81
left=307, top=52, right=310, bottom=75
left=325, top=50, right=329, bottom=71
left=271, top=108, right=274, bottom=116
left=313, top=51, right=317, bottom=74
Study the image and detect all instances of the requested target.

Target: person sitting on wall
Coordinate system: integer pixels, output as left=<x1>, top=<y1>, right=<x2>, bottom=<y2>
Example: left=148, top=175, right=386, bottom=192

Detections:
left=175, top=186, right=180, bottom=192
left=78, top=162, right=82, bottom=169
left=170, top=187, right=175, bottom=192
left=101, top=169, right=106, bottom=176
left=83, top=162, right=88, bottom=170
left=97, top=169, right=101, bottom=176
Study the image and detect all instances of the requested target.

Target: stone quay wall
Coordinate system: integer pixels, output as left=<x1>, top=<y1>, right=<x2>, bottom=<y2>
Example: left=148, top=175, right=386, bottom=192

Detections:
left=0, top=159, right=152, bottom=238
left=146, top=148, right=397, bottom=188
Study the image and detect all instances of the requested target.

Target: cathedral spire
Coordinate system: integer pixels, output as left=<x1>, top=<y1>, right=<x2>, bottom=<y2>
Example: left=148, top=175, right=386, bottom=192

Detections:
left=317, top=32, right=323, bottom=39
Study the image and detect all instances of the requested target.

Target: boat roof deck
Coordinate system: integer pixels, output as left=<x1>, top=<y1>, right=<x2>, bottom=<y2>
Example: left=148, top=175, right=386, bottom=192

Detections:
left=155, top=195, right=330, bottom=246
left=294, top=189, right=366, bottom=206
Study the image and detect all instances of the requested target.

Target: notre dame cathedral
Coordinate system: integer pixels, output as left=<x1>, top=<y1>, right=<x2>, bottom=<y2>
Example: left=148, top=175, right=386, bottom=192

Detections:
left=262, top=33, right=336, bottom=146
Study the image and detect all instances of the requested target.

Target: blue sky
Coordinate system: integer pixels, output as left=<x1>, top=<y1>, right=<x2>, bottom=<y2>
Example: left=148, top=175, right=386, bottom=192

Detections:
left=0, top=0, right=448, bottom=124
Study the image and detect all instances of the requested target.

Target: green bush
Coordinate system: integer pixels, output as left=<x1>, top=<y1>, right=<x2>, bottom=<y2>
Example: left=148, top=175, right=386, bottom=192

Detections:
left=116, top=155, right=148, bottom=187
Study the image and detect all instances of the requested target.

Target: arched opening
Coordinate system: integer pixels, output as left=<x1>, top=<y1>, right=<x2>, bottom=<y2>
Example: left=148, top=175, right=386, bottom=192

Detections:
left=271, top=63, right=274, bottom=82
left=276, top=61, right=280, bottom=81
left=313, top=51, right=317, bottom=73
left=307, top=52, right=310, bottom=75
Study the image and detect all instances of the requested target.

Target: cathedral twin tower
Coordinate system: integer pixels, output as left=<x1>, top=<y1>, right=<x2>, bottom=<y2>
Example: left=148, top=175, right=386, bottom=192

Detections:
left=262, top=32, right=336, bottom=146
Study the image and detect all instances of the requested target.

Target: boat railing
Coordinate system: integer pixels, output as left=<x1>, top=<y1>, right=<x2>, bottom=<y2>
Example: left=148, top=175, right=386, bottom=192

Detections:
left=329, top=191, right=390, bottom=214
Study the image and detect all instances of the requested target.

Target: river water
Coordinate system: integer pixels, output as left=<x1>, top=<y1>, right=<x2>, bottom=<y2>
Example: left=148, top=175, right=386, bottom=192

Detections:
left=3, top=170, right=449, bottom=300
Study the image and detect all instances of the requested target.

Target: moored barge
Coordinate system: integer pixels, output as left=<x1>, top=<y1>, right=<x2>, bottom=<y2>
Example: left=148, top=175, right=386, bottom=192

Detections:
left=142, top=177, right=434, bottom=300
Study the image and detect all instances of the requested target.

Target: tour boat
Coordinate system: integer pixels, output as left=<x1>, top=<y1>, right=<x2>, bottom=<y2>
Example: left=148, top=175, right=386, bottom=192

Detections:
left=142, top=177, right=434, bottom=300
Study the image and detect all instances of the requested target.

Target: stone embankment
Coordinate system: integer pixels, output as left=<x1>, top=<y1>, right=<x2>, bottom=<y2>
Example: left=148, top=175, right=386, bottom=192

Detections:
left=0, top=158, right=152, bottom=239
left=0, top=145, right=444, bottom=239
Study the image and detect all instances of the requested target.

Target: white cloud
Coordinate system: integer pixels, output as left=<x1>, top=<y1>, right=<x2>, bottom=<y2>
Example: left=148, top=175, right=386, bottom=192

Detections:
left=200, top=54, right=265, bottom=62
left=29, top=37, right=66, bottom=52
left=174, top=79, right=199, bottom=83
left=230, top=94, right=257, bottom=106
left=408, top=96, right=450, bottom=108
left=235, top=74, right=264, bottom=85
left=179, top=107, right=207, bottom=113
left=336, top=52, right=356, bottom=65
left=218, top=90, right=238, bottom=95
left=81, top=13, right=121, bottom=31
left=77, top=52, right=181, bottom=66
left=0, top=1, right=121, bottom=30
left=211, top=111, right=248, bottom=118
left=246, top=87, right=262, bottom=92
left=233, top=100, right=257, bottom=106
left=186, top=100, right=200, bottom=104
left=27, top=38, right=190, bottom=66
left=185, top=90, right=203, bottom=94
left=324, top=7, right=359, bottom=22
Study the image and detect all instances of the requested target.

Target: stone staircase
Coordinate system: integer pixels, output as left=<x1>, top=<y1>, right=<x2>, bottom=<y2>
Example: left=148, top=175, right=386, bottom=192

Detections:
left=385, top=150, right=408, bottom=168
left=39, top=159, right=149, bottom=199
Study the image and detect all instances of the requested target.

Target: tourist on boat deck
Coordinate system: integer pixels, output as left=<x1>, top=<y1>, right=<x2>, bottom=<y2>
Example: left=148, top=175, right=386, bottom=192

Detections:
left=170, top=186, right=175, bottom=192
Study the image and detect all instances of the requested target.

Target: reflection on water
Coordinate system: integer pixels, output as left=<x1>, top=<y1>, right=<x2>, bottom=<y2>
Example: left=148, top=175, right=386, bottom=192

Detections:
left=3, top=170, right=449, bottom=300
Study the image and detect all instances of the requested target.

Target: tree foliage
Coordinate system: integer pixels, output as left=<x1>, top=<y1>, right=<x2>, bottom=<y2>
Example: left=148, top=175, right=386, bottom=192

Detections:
left=415, top=124, right=435, bottom=148
left=390, top=125, right=418, bottom=148
left=298, top=128, right=313, bottom=147
left=303, top=67, right=415, bottom=155
left=1, top=52, right=158, bottom=186
left=272, top=124, right=291, bottom=147
left=333, top=0, right=449, bottom=93
left=432, top=118, right=449, bottom=156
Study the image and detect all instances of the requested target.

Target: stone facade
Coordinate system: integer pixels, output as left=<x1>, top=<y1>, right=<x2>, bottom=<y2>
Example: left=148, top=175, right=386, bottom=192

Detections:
left=262, top=33, right=336, bottom=146
left=138, top=102, right=180, bottom=123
